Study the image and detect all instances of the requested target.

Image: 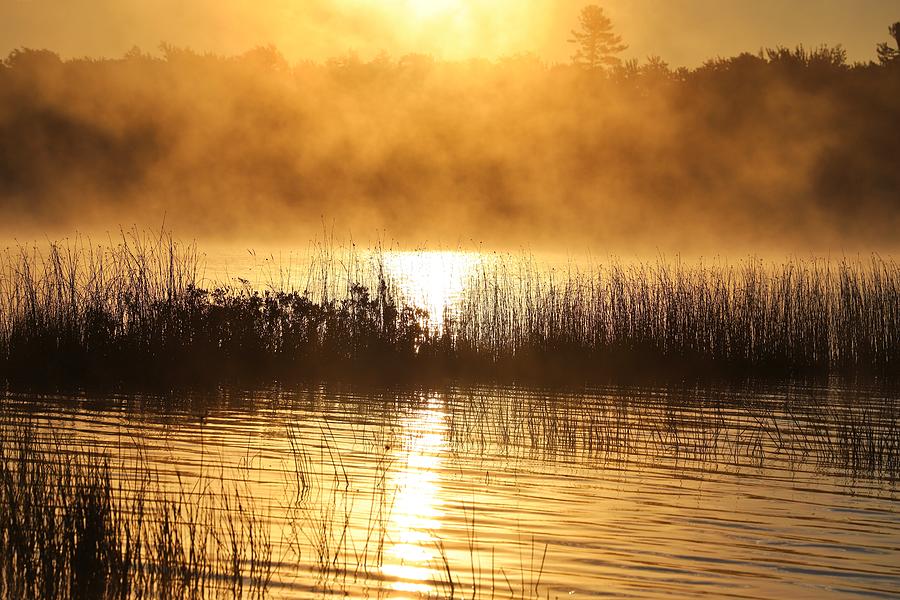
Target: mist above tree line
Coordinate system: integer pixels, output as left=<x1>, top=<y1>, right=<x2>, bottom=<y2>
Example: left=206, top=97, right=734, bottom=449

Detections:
left=1, top=17, right=899, bottom=251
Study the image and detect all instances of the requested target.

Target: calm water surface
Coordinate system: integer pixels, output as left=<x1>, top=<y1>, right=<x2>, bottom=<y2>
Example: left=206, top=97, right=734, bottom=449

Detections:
left=2, top=383, right=898, bottom=599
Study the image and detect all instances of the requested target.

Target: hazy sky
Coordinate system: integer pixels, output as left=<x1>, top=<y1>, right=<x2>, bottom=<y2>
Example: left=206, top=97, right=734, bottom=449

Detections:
left=1, top=0, right=897, bottom=66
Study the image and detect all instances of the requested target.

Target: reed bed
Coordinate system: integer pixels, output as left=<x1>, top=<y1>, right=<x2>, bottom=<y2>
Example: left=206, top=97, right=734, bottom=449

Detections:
left=453, top=256, right=900, bottom=380
left=0, top=422, right=272, bottom=600
left=1, top=232, right=898, bottom=387
left=0, top=408, right=556, bottom=599
left=0, top=232, right=427, bottom=385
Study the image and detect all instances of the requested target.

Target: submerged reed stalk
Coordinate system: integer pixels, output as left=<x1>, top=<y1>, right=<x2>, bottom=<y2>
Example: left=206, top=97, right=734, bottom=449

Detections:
left=0, top=422, right=272, bottom=600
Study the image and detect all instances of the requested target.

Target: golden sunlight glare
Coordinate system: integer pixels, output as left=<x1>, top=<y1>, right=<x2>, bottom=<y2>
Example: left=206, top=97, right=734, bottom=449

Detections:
left=382, top=396, right=448, bottom=593
left=404, top=0, right=463, bottom=21
left=383, top=251, right=479, bottom=327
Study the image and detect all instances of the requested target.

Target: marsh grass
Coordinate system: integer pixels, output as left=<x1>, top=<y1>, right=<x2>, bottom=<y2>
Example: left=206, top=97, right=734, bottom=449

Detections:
left=0, top=231, right=428, bottom=386
left=0, top=407, right=558, bottom=599
left=0, top=422, right=272, bottom=600
left=452, top=255, right=900, bottom=381
left=1, top=232, right=898, bottom=388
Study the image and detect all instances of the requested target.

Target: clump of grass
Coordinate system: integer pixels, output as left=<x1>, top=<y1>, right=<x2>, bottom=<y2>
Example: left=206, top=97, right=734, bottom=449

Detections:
left=0, top=231, right=429, bottom=386
left=1, top=232, right=898, bottom=388
left=0, top=422, right=272, bottom=600
left=451, top=256, right=900, bottom=381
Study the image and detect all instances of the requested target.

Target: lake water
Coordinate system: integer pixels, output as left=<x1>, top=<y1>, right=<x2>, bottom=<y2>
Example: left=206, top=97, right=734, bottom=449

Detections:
left=2, top=248, right=898, bottom=598
left=2, top=382, right=898, bottom=599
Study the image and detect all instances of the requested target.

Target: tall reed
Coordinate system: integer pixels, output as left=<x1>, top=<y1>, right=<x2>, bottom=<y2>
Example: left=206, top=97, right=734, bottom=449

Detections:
left=453, top=256, right=900, bottom=379
left=1, top=233, right=897, bottom=386
left=0, top=422, right=272, bottom=600
left=0, top=231, right=428, bottom=385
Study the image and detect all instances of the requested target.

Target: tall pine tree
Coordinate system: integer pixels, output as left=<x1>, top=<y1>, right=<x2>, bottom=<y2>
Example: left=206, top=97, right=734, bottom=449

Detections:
left=876, top=22, right=900, bottom=65
left=569, top=5, right=628, bottom=71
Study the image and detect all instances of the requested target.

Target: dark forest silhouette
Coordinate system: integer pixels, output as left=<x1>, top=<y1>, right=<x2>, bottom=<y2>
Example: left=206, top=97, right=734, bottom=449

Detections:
left=1, top=22, right=899, bottom=249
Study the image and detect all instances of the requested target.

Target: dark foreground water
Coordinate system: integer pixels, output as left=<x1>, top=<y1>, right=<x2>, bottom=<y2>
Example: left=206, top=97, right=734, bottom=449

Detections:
left=2, top=383, right=898, bottom=599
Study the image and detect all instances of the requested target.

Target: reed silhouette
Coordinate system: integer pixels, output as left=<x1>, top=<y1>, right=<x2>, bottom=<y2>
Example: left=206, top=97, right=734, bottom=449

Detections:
left=1, top=232, right=898, bottom=389
left=0, top=421, right=272, bottom=600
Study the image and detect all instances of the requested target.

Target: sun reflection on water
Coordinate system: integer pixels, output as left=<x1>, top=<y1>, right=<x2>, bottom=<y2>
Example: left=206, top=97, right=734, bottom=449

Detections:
left=382, top=251, right=480, bottom=328
left=382, top=396, right=448, bottom=595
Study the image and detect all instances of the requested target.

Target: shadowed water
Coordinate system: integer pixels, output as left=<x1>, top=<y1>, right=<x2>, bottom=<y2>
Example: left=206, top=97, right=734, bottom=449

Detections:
left=2, top=383, right=897, bottom=599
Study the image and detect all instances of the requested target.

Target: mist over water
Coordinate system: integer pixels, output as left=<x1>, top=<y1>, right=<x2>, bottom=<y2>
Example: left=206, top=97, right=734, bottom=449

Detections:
left=1, top=44, right=898, bottom=253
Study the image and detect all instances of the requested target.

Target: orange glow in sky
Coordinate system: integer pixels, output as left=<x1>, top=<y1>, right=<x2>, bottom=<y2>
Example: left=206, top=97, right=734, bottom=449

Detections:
left=1, top=1, right=897, bottom=66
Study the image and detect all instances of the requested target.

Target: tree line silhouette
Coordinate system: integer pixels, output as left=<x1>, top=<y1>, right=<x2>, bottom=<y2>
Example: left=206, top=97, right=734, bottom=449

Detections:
left=0, top=18, right=898, bottom=249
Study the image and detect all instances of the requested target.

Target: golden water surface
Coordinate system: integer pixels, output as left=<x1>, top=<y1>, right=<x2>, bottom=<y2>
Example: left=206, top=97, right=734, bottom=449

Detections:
left=3, top=382, right=899, bottom=599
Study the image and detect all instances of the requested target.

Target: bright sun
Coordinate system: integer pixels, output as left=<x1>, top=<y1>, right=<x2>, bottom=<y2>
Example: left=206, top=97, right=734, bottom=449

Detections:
left=405, top=0, right=462, bottom=20
left=382, top=251, right=479, bottom=328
